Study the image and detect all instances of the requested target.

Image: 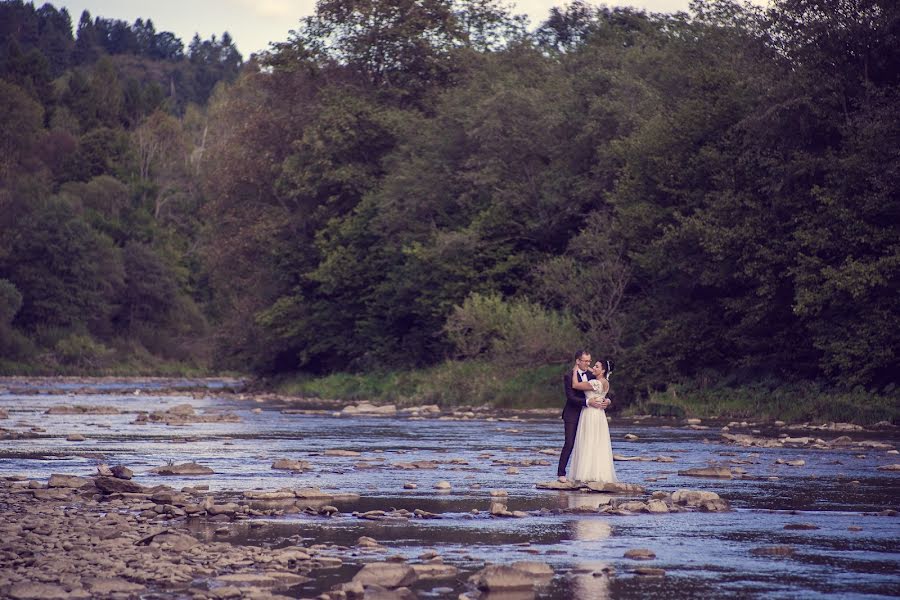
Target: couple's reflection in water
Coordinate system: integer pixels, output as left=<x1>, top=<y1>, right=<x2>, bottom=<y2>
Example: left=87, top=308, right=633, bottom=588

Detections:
left=481, top=493, right=614, bottom=600
left=564, top=493, right=613, bottom=600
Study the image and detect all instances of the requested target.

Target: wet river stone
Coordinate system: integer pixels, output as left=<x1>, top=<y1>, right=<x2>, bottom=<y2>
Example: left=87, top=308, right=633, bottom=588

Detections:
left=470, top=564, right=542, bottom=591
left=151, top=462, right=214, bottom=475
left=48, top=474, right=91, bottom=488
left=352, top=562, right=417, bottom=588
left=678, top=466, right=733, bottom=478
left=111, top=465, right=133, bottom=479
left=271, top=458, right=310, bottom=470
left=94, top=476, right=145, bottom=494
left=9, top=582, right=71, bottom=600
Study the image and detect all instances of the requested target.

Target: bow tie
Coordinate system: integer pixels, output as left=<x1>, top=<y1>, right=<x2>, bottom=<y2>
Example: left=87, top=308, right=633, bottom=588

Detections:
left=577, top=370, right=586, bottom=378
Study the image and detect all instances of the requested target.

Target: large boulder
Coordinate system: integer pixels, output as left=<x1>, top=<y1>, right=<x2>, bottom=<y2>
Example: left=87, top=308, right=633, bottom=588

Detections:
left=357, top=585, right=416, bottom=600
left=207, top=502, right=240, bottom=516
left=32, top=489, right=70, bottom=501
left=48, top=474, right=92, bottom=488
left=352, top=563, right=417, bottom=588
left=151, top=462, right=214, bottom=475
left=295, top=487, right=334, bottom=499
left=147, top=531, right=199, bottom=552
left=324, top=449, right=361, bottom=457
left=671, top=489, right=721, bottom=505
left=509, top=561, right=553, bottom=582
left=469, top=565, right=538, bottom=591
left=9, top=582, right=70, bottom=599
left=624, top=548, right=656, bottom=560
left=411, top=563, right=459, bottom=580
left=136, top=404, right=241, bottom=425
left=83, top=578, right=146, bottom=594
left=111, top=465, right=133, bottom=479
left=584, top=481, right=646, bottom=494
left=150, top=491, right=189, bottom=505
left=94, top=476, right=145, bottom=494
left=616, top=501, right=649, bottom=513
left=271, top=459, right=311, bottom=471
left=244, top=490, right=296, bottom=500
left=535, top=480, right=578, bottom=490
left=342, top=402, right=398, bottom=416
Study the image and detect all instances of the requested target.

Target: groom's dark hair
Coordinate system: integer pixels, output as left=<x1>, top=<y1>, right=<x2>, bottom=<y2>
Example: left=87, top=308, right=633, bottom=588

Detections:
left=573, top=349, right=589, bottom=361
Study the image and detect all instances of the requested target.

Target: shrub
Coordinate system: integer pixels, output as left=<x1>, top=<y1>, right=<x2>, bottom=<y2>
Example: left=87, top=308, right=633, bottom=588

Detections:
left=54, top=333, right=111, bottom=369
left=444, top=293, right=580, bottom=367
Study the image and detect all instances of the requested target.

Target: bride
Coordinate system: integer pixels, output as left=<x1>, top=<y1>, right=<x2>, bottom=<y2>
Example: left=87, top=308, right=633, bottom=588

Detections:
left=569, top=361, right=617, bottom=483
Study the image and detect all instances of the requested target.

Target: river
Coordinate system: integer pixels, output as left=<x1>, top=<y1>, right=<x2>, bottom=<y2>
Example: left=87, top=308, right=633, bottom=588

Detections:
left=0, top=378, right=897, bottom=599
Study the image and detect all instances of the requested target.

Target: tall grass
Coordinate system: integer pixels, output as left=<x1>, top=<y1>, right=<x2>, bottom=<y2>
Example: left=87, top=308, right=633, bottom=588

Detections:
left=625, top=380, right=898, bottom=425
left=275, top=361, right=564, bottom=408
left=276, top=365, right=899, bottom=425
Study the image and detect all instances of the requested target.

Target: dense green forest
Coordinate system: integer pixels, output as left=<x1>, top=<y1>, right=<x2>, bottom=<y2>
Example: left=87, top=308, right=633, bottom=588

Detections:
left=1, top=0, right=897, bottom=420
left=0, top=0, right=241, bottom=373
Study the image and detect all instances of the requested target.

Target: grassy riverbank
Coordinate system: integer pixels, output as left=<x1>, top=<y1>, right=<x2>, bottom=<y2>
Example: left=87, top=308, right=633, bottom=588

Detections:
left=625, top=381, right=899, bottom=425
left=272, top=362, right=899, bottom=426
left=272, top=362, right=563, bottom=409
left=0, top=352, right=213, bottom=378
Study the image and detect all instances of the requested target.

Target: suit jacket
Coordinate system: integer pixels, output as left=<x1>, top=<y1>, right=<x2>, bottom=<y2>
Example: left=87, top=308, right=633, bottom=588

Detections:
left=562, top=370, right=595, bottom=422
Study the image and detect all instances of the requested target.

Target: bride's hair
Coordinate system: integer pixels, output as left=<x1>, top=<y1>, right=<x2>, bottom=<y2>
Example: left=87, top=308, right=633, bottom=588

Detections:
left=604, top=359, right=614, bottom=378
left=597, top=359, right=613, bottom=378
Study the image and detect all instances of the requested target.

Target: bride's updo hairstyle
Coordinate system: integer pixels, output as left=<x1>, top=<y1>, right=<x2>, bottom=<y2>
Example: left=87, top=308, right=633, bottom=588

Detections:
left=598, top=359, right=614, bottom=379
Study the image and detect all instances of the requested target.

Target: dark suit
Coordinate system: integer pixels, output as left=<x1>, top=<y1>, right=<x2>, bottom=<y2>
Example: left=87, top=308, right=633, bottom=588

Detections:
left=557, top=369, right=594, bottom=477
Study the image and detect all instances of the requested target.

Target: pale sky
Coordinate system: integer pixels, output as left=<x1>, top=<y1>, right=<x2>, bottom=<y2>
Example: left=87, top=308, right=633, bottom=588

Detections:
left=53, top=0, right=769, bottom=58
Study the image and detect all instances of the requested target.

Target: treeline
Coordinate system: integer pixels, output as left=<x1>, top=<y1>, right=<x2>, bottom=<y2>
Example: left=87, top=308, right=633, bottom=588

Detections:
left=202, top=0, right=898, bottom=400
left=0, top=0, right=241, bottom=373
left=1, top=0, right=897, bottom=407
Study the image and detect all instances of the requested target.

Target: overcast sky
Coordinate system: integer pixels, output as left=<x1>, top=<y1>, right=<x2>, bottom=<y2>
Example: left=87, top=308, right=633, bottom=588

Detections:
left=54, top=0, right=769, bottom=57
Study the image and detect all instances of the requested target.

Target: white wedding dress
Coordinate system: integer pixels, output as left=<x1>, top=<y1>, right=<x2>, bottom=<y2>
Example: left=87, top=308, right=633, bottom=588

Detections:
left=569, top=378, right=617, bottom=483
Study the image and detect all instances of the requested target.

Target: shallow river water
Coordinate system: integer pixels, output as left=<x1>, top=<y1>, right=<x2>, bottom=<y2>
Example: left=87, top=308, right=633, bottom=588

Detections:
left=1, top=378, right=898, bottom=599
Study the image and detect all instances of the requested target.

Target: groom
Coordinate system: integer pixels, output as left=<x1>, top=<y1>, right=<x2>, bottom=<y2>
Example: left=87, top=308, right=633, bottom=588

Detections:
left=557, top=349, right=608, bottom=482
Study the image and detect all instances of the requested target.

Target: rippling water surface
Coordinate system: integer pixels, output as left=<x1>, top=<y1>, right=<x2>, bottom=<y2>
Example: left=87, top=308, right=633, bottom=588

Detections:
left=1, top=378, right=898, bottom=599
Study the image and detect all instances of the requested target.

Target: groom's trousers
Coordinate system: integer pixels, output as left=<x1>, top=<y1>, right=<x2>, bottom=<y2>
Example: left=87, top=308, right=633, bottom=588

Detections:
left=557, top=419, right=580, bottom=477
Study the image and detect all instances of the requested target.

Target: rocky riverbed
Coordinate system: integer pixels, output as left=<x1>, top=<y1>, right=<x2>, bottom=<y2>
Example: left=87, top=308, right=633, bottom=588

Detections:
left=1, top=378, right=898, bottom=599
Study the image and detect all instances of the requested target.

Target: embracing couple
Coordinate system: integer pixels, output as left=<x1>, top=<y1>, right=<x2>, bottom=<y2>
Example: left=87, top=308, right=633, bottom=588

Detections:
left=557, top=349, right=617, bottom=484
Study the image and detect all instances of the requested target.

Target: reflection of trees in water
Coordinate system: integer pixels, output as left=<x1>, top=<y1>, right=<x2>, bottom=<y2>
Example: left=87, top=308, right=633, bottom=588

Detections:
left=568, top=517, right=613, bottom=599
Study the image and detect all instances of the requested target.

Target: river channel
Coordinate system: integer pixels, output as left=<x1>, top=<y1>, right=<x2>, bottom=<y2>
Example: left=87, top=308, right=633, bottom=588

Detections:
left=0, top=378, right=897, bottom=599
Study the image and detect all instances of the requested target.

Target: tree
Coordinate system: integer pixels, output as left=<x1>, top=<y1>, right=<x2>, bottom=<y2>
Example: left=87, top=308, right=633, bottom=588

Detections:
left=2, top=199, right=124, bottom=334
left=0, top=80, right=44, bottom=182
left=90, top=56, right=124, bottom=126
left=116, top=241, right=178, bottom=330
left=73, top=10, right=100, bottom=64
left=133, top=110, right=189, bottom=219
left=281, top=0, right=522, bottom=105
